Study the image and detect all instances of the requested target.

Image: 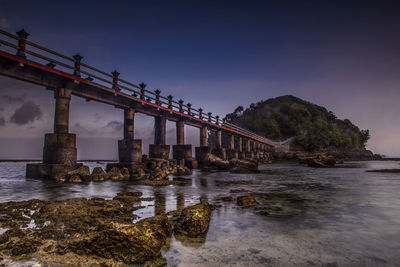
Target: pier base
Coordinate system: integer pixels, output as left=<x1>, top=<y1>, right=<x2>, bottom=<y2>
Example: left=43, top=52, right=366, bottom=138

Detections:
left=149, top=144, right=170, bottom=160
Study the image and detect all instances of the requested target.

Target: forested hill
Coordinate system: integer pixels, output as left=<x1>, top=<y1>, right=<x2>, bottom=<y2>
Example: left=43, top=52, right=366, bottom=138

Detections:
left=224, top=95, right=370, bottom=151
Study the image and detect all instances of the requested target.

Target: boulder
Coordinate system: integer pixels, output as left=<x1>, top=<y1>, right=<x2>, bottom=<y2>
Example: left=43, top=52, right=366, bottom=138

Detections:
left=307, top=156, right=335, bottom=168
left=149, top=167, right=169, bottom=181
left=174, top=201, right=211, bottom=237
left=91, top=167, right=108, bottom=182
left=67, top=165, right=90, bottom=181
left=237, top=195, right=257, bottom=206
left=108, top=167, right=124, bottom=180
left=176, top=165, right=192, bottom=176
left=69, top=174, right=83, bottom=183
left=230, top=159, right=259, bottom=173
left=121, top=167, right=130, bottom=180
left=68, top=215, right=172, bottom=264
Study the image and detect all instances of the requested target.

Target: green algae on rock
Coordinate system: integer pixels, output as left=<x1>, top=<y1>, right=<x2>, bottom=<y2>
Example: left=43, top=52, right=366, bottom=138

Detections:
left=174, top=201, right=212, bottom=237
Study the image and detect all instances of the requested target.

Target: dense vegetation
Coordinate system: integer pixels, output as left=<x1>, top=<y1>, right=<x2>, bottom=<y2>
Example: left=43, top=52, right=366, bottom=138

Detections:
left=224, top=95, right=370, bottom=151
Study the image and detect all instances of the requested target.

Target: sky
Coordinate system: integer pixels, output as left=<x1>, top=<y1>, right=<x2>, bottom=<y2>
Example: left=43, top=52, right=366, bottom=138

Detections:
left=0, top=0, right=400, bottom=159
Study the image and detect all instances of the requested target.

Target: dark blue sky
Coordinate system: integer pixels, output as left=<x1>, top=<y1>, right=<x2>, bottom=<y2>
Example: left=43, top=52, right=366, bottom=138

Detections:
left=1, top=0, right=400, bottom=158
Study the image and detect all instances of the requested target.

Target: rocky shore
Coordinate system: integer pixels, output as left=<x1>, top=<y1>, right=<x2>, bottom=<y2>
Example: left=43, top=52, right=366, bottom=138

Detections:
left=0, top=192, right=213, bottom=266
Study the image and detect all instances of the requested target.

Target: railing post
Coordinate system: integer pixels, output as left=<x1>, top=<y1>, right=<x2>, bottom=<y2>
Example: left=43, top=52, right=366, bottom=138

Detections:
left=167, top=95, right=173, bottom=109
left=155, top=89, right=161, bottom=105
left=16, top=29, right=29, bottom=58
left=73, top=54, right=83, bottom=77
left=111, top=70, right=121, bottom=93
left=198, top=108, right=203, bottom=120
left=139, top=82, right=146, bottom=100
left=187, top=103, right=192, bottom=115
left=208, top=112, right=212, bottom=122
left=216, top=115, right=219, bottom=125
left=179, top=99, right=184, bottom=113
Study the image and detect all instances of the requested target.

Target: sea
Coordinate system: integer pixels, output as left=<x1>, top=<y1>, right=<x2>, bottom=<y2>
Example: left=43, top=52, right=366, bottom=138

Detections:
left=1, top=160, right=400, bottom=266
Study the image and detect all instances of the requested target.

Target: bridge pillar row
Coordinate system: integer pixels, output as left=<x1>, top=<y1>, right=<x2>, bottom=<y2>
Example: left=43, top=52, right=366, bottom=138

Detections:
left=227, top=134, right=238, bottom=160
left=173, top=120, right=195, bottom=168
left=149, top=116, right=170, bottom=160
left=195, top=125, right=211, bottom=166
left=212, top=129, right=226, bottom=160
left=27, top=88, right=80, bottom=180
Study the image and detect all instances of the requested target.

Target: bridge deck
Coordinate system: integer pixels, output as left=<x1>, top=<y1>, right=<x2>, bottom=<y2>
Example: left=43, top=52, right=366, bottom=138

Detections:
left=0, top=29, right=275, bottom=146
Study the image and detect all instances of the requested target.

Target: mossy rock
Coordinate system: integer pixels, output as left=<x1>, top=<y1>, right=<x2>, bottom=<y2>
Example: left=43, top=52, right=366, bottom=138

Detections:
left=67, top=215, right=172, bottom=264
left=174, top=201, right=211, bottom=237
left=91, top=167, right=108, bottom=181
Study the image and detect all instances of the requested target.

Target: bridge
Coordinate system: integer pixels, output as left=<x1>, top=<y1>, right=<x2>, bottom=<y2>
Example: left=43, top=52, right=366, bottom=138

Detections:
left=0, top=28, right=276, bottom=178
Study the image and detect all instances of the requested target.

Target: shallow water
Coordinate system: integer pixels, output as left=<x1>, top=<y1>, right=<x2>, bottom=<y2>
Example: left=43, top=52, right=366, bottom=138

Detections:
left=1, top=161, right=400, bottom=266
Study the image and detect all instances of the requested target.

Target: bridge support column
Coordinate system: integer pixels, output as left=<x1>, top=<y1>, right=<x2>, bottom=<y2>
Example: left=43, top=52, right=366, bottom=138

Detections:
left=238, top=137, right=245, bottom=159
left=195, top=125, right=211, bottom=166
left=245, top=139, right=254, bottom=159
left=173, top=120, right=195, bottom=168
left=227, top=134, right=238, bottom=160
left=212, top=129, right=226, bottom=160
left=27, top=88, right=80, bottom=180
left=149, top=116, right=170, bottom=160
left=107, top=108, right=142, bottom=172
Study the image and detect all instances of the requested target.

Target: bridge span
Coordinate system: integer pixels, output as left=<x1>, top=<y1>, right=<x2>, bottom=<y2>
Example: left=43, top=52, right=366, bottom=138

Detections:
left=0, top=29, right=276, bottom=178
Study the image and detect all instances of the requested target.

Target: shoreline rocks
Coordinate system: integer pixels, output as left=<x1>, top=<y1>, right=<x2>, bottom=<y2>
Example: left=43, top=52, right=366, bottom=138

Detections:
left=0, top=193, right=213, bottom=266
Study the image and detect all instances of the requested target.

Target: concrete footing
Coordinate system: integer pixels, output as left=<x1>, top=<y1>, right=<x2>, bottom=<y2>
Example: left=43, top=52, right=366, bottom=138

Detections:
left=195, top=146, right=211, bottom=163
left=149, top=144, right=170, bottom=160
left=26, top=163, right=82, bottom=179
left=43, top=133, right=77, bottom=165
left=119, top=139, right=142, bottom=162
left=172, top=144, right=192, bottom=161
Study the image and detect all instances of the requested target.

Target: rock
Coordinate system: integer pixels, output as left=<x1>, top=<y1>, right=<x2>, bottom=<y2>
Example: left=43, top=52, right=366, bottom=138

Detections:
left=149, top=167, right=169, bottom=181
left=230, top=159, right=259, bottom=173
left=230, top=189, right=249, bottom=193
left=307, top=156, right=336, bottom=168
left=176, top=165, right=192, bottom=176
left=91, top=167, right=108, bottom=181
left=121, top=167, right=130, bottom=180
left=7, top=238, right=42, bottom=256
left=174, top=201, right=211, bottom=237
left=108, top=167, right=124, bottom=180
left=68, top=215, right=172, bottom=264
left=69, top=174, right=83, bottom=183
left=113, top=191, right=143, bottom=203
left=366, top=169, right=400, bottom=173
left=68, top=165, right=91, bottom=181
left=237, top=195, right=257, bottom=206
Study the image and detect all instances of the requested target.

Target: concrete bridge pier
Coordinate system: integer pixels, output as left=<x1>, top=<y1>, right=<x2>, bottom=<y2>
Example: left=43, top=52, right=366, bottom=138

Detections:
left=227, top=134, right=238, bottom=160
left=212, top=130, right=227, bottom=160
left=195, top=125, right=211, bottom=166
left=149, top=116, right=170, bottom=160
left=245, top=139, right=254, bottom=159
left=172, top=120, right=196, bottom=168
left=238, top=137, right=245, bottom=159
left=27, top=88, right=80, bottom=179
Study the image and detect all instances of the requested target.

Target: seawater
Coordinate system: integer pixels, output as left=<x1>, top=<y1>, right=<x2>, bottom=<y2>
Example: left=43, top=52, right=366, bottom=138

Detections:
left=1, top=161, right=400, bottom=266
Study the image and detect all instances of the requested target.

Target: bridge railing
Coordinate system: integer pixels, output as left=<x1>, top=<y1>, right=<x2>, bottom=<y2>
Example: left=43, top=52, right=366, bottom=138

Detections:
left=0, top=28, right=275, bottom=146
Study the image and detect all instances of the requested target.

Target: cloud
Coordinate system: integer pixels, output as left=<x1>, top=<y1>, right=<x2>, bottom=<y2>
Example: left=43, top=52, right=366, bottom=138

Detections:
left=0, top=117, right=5, bottom=126
left=0, top=17, right=10, bottom=29
left=0, top=94, right=26, bottom=104
left=105, top=121, right=123, bottom=132
left=10, top=101, right=42, bottom=125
